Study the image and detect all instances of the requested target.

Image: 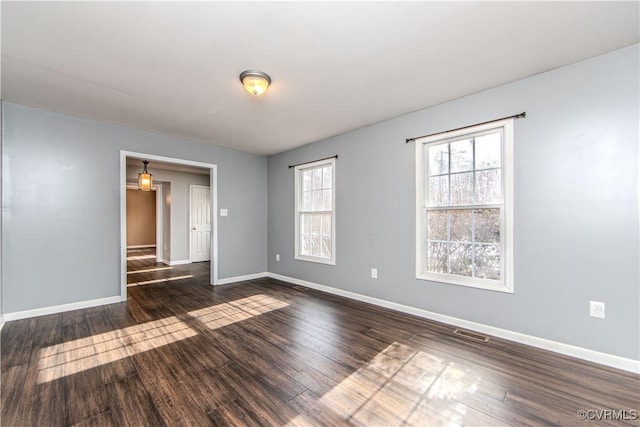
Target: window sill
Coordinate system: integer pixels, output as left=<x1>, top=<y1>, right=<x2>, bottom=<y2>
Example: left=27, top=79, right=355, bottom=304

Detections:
left=416, top=272, right=513, bottom=294
left=295, top=255, right=335, bottom=266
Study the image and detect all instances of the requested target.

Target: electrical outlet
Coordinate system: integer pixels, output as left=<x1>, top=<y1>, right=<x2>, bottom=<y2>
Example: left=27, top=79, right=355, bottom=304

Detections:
left=276, top=254, right=280, bottom=262
left=220, top=209, right=228, bottom=217
left=590, top=301, right=605, bottom=319
left=371, top=268, right=378, bottom=279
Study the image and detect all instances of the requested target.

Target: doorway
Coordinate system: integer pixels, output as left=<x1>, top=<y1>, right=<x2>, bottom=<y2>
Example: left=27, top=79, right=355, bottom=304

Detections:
left=120, top=151, right=218, bottom=301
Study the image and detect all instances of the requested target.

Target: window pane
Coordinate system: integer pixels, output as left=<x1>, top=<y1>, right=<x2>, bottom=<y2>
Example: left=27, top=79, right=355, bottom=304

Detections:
left=321, top=236, right=331, bottom=259
left=428, top=144, right=449, bottom=176
left=450, top=209, right=472, bottom=242
left=301, top=235, right=311, bottom=255
left=313, top=190, right=323, bottom=210
left=301, top=214, right=310, bottom=234
left=475, top=132, right=501, bottom=170
left=321, top=213, right=331, bottom=236
left=428, top=176, right=449, bottom=206
left=323, top=189, right=332, bottom=210
left=450, top=139, right=473, bottom=173
left=302, top=170, right=312, bottom=191
left=305, top=236, right=313, bottom=256
left=311, top=214, right=321, bottom=235
left=450, top=172, right=473, bottom=205
left=475, top=209, right=500, bottom=243
left=450, top=243, right=472, bottom=277
left=427, top=210, right=448, bottom=241
left=474, top=244, right=501, bottom=280
left=323, top=167, right=332, bottom=189
left=302, top=191, right=312, bottom=210
left=427, top=241, right=448, bottom=273
left=475, top=169, right=502, bottom=204
left=311, top=236, right=322, bottom=256
left=313, top=168, right=323, bottom=190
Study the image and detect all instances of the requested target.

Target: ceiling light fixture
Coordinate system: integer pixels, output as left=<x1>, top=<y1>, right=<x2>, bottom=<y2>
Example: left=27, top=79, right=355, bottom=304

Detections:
left=138, top=160, right=153, bottom=191
left=239, top=70, right=271, bottom=95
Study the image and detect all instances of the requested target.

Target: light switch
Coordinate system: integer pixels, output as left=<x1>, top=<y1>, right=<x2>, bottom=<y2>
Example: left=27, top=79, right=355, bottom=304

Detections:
left=220, top=209, right=228, bottom=217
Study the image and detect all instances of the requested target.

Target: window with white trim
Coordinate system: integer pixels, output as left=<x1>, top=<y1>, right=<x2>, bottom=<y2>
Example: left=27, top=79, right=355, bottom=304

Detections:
left=294, top=158, right=335, bottom=264
left=415, top=118, right=514, bottom=293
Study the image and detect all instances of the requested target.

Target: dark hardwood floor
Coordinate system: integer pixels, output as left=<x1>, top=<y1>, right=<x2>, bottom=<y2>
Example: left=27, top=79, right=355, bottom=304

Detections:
left=126, top=247, right=210, bottom=288
left=2, top=255, right=639, bottom=426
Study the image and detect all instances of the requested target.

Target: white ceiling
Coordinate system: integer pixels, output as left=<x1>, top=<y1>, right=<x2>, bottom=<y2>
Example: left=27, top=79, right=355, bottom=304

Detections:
left=2, top=2, right=638, bottom=156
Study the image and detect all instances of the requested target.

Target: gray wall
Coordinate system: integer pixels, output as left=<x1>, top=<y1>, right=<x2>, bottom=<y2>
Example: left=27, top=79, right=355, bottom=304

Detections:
left=1, top=46, right=637, bottom=361
left=1, top=103, right=267, bottom=312
left=0, top=102, right=3, bottom=317
left=126, top=166, right=209, bottom=262
left=268, top=45, right=639, bottom=360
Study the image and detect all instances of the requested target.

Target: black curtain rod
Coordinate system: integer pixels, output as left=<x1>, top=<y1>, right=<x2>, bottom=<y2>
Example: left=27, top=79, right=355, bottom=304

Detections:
left=405, top=112, right=526, bottom=143
left=288, top=155, right=338, bottom=169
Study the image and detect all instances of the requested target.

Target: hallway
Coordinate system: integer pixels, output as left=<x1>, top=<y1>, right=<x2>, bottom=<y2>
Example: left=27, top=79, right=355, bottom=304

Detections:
left=126, top=247, right=210, bottom=288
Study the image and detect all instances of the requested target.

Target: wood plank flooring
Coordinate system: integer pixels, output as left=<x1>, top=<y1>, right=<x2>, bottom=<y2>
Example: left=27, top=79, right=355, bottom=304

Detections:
left=2, top=256, right=639, bottom=426
left=126, top=247, right=210, bottom=288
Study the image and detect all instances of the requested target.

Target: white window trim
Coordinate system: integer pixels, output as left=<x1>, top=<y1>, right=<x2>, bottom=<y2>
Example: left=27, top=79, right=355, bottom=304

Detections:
left=415, top=118, right=514, bottom=293
left=294, top=158, right=336, bottom=265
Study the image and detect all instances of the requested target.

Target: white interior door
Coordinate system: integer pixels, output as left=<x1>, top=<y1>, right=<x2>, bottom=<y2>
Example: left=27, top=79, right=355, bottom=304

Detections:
left=190, top=185, right=211, bottom=262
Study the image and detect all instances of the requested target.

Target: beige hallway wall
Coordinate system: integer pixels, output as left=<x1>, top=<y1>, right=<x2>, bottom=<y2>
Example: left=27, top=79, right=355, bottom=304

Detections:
left=126, top=189, right=156, bottom=246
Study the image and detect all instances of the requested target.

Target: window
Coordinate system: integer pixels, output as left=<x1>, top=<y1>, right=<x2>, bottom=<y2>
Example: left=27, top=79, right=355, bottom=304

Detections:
left=415, top=118, right=513, bottom=293
left=294, top=158, right=336, bottom=264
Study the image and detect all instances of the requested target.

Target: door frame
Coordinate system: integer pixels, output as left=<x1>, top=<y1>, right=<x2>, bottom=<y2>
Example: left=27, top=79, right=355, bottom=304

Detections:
left=189, top=184, right=212, bottom=263
left=120, top=151, right=218, bottom=301
left=154, top=183, right=164, bottom=263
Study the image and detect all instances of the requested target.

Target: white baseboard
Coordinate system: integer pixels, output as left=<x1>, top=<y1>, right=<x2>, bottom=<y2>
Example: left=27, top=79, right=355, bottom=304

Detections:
left=217, top=272, right=269, bottom=286
left=159, top=259, right=170, bottom=265
left=4, top=270, right=636, bottom=374
left=168, top=259, right=190, bottom=266
left=267, top=272, right=640, bottom=374
left=3, top=296, right=123, bottom=322
left=127, top=245, right=156, bottom=249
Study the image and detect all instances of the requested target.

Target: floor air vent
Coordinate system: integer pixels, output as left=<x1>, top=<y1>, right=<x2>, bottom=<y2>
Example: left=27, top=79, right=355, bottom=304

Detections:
left=292, top=285, right=310, bottom=292
left=453, top=328, right=490, bottom=343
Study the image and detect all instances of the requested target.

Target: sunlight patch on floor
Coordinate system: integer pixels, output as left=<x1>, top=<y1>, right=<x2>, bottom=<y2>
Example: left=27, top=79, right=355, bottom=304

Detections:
left=37, top=316, right=197, bottom=383
left=36, top=294, right=290, bottom=385
left=127, top=275, right=194, bottom=287
left=127, top=266, right=173, bottom=275
left=126, top=254, right=157, bottom=260
left=286, top=342, right=483, bottom=426
left=188, top=294, right=289, bottom=331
